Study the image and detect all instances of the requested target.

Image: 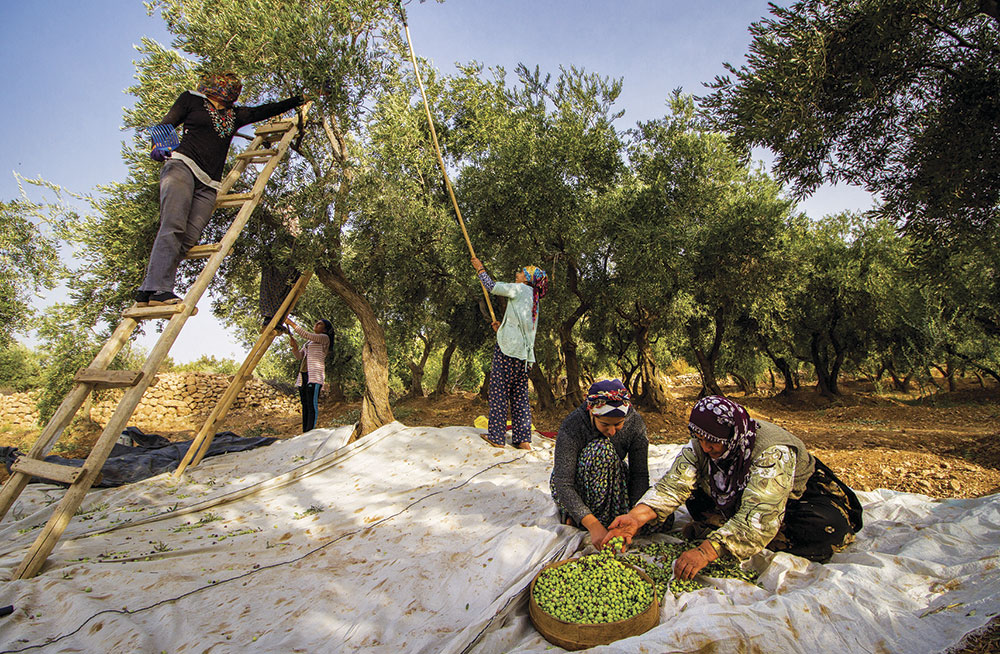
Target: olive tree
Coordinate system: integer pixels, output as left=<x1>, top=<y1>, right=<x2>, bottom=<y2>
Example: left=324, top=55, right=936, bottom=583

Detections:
left=451, top=64, right=626, bottom=408
left=0, top=197, right=65, bottom=346
left=702, top=0, right=1000, bottom=244
left=68, top=0, right=416, bottom=438
left=613, top=93, right=792, bottom=401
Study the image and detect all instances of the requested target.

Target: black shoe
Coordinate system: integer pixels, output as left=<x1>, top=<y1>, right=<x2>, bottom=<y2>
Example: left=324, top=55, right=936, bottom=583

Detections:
left=133, top=290, right=151, bottom=307
left=148, top=291, right=182, bottom=306
left=261, top=318, right=287, bottom=334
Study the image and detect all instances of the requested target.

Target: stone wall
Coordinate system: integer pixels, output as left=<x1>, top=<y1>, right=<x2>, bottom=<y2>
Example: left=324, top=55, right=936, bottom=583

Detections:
left=0, top=390, right=40, bottom=430
left=0, top=372, right=298, bottom=433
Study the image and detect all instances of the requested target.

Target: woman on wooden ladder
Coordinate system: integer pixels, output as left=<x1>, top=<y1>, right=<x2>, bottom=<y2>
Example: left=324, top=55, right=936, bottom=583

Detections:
left=134, top=72, right=305, bottom=306
left=471, top=256, right=548, bottom=450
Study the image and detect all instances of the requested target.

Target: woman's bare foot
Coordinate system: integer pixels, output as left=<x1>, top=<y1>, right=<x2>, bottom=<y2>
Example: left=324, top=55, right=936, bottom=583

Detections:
left=479, top=433, right=505, bottom=448
left=515, top=442, right=532, bottom=450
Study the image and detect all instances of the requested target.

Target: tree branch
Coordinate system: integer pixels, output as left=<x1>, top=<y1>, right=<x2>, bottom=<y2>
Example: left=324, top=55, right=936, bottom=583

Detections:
left=917, top=14, right=978, bottom=50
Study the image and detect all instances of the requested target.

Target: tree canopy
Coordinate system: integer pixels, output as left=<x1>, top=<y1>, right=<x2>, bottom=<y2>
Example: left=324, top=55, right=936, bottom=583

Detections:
left=701, top=0, right=1000, bottom=245
left=15, top=1, right=1000, bottom=430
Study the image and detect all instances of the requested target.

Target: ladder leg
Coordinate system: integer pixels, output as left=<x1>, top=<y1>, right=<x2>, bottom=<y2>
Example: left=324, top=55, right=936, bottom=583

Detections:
left=14, top=351, right=167, bottom=578
left=175, top=272, right=312, bottom=475
left=0, top=318, right=137, bottom=521
left=174, top=332, right=278, bottom=476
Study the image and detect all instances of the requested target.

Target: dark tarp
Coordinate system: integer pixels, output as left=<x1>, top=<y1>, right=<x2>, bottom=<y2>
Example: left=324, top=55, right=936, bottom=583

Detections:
left=1, top=426, right=277, bottom=487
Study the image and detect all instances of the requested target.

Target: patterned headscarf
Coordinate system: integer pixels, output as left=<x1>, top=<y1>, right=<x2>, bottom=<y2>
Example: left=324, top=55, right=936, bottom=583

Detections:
left=197, top=73, right=242, bottom=105
left=197, top=73, right=241, bottom=138
left=586, top=379, right=632, bottom=418
left=522, top=265, right=548, bottom=322
left=688, top=396, right=758, bottom=518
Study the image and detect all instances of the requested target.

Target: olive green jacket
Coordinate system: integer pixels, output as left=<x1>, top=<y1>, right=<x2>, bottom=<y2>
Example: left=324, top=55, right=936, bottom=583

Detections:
left=639, top=420, right=815, bottom=560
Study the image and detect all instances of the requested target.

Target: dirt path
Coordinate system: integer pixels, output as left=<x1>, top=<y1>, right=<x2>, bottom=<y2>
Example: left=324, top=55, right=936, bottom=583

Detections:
left=5, top=379, right=998, bottom=498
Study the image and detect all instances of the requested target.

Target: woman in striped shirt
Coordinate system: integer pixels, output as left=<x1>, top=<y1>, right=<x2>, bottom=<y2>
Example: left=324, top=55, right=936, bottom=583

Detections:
left=285, top=317, right=332, bottom=432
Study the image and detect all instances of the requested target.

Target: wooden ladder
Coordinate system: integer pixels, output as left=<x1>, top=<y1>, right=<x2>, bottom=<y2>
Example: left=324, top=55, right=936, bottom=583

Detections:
left=172, top=270, right=312, bottom=477
left=0, top=102, right=311, bottom=579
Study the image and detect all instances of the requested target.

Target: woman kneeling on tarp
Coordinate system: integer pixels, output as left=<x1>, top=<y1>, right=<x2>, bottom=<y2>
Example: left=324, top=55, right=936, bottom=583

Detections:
left=602, top=396, right=863, bottom=579
left=550, top=380, right=668, bottom=550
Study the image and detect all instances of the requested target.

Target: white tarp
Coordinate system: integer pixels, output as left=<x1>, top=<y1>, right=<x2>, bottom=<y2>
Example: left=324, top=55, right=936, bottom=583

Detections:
left=0, top=422, right=997, bottom=653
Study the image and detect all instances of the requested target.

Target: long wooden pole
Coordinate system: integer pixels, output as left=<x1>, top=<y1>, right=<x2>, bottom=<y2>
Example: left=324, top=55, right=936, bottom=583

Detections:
left=398, top=3, right=496, bottom=323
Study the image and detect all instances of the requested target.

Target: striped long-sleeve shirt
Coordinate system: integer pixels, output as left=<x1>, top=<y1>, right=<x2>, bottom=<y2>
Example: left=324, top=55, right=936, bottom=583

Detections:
left=293, top=325, right=329, bottom=388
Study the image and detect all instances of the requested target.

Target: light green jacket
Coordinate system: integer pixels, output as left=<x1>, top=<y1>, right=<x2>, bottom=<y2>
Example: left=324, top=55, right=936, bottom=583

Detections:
left=492, top=281, right=537, bottom=363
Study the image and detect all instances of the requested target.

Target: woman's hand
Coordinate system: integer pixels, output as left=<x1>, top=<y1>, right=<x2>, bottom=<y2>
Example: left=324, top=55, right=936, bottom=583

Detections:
left=150, top=146, right=171, bottom=162
left=673, top=541, right=718, bottom=580
left=580, top=514, right=609, bottom=551
left=284, top=317, right=296, bottom=328
left=471, top=256, right=484, bottom=274
left=604, top=514, right=640, bottom=546
left=588, top=523, right=609, bottom=551
left=491, top=320, right=500, bottom=332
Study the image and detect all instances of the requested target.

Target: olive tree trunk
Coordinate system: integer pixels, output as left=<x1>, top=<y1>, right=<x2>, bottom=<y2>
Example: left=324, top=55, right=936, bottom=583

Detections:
left=558, top=257, right=590, bottom=408
left=686, top=309, right=725, bottom=398
left=316, top=265, right=394, bottom=440
left=635, top=321, right=672, bottom=410
left=433, top=339, right=458, bottom=397
left=405, top=333, right=433, bottom=399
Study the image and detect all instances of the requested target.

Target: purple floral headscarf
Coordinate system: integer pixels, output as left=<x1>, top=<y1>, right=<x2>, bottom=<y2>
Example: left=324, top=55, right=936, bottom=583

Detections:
left=688, top=396, right=758, bottom=518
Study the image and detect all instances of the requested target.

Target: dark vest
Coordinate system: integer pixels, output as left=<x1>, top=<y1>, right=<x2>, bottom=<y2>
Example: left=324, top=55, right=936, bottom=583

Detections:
left=752, top=420, right=815, bottom=499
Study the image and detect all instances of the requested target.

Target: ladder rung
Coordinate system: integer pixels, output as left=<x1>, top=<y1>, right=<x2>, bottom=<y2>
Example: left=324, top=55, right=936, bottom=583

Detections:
left=255, top=121, right=293, bottom=136
left=73, top=368, right=143, bottom=389
left=11, top=457, right=86, bottom=485
left=236, top=148, right=279, bottom=161
left=215, top=192, right=256, bottom=208
left=123, top=304, right=198, bottom=320
left=185, top=243, right=222, bottom=259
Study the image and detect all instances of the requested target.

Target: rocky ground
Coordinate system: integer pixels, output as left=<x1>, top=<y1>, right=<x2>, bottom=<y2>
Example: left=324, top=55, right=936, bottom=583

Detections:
left=9, top=379, right=998, bottom=500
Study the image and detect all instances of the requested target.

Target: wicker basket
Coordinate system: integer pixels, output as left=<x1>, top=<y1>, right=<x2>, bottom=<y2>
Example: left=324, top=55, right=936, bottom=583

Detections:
left=528, top=557, right=660, bottom=651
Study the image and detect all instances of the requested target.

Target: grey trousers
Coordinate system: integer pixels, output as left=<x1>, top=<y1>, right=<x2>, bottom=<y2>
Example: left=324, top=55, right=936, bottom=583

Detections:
left=140, top=159, right=217, bottom=292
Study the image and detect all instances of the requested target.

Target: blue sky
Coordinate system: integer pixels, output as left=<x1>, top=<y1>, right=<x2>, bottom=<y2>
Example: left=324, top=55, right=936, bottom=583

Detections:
left=2, top=1, right=874, bottom=362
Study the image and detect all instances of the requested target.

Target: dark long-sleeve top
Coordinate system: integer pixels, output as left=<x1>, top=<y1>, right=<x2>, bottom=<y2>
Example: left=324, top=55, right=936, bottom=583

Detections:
left=549, top=404, right=651, bottom=525
left=159, top=91, right=303, bottom=184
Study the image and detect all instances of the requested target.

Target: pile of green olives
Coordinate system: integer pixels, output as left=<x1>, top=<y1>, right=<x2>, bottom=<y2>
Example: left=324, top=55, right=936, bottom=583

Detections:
left=532, top=538, right=654, bottom=624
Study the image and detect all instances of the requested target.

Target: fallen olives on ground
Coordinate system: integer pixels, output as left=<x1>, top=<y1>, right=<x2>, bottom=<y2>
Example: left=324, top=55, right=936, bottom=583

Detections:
left=621, top=539, right=760, bottom=598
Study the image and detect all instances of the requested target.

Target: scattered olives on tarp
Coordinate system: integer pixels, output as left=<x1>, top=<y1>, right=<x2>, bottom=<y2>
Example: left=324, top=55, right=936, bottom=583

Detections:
left=620, top=539, right=760, bottom=598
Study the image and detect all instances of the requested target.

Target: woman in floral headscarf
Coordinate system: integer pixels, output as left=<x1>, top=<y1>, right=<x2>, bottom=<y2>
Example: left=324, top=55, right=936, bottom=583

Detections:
left=134, top=72, right=306, bottom=306
left=471, top=256, right=548, bottom=450
left=603, top=396, right=863, bottom=578
left=550, top=379, right=661, bottom=550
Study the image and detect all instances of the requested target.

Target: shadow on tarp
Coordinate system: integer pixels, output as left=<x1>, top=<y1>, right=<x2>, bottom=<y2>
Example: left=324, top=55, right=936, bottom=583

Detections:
left=0, top=426, right=277, bottom=488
